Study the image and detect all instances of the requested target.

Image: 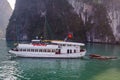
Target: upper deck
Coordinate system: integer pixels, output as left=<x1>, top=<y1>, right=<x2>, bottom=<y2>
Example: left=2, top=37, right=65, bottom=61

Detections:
left=17, top=44, right=58, bottom=49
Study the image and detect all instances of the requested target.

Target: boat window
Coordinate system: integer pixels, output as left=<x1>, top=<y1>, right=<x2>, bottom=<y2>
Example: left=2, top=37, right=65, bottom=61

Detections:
left=19, top=49, right=22, bottom=51
left=67, top=50, right=69, bottom=54
left=48, top=49, right=51, bottom=52
left=63, top=44, right=66, bottom=46
left=67, top=44, right=70, bottom=46
left=74, top=50, right=76, bottom=53
left=44, top=49, right=46, bottom=52
left=58, top=45, right=61, bottom=48
left=42, top=49, right=45, bottom=52
left=23, top=49, right=26, bottom=51
left=31, top=49, right=34, bottom=52
left=56, top=49, right=61, bottom=54
left=52, top=49, right=55, bottom=52
left=37, top=49, right=38, bottom=52
left=27, top=49, right=30, bottom=52
left=73, top=45, right=77, bottom=47
left=39, top=49, right=42, bottom=52
left=35, top=49, right=38, bottom=52
left=44, top=49, right=47, bottom=52
left=70, top=50, right=72, bottom=53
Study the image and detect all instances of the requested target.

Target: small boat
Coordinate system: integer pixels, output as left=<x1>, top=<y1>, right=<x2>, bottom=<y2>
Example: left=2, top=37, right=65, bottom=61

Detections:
left=89, top=54, right=117, bottom=60
left=8, top=39, right=86, bottom=59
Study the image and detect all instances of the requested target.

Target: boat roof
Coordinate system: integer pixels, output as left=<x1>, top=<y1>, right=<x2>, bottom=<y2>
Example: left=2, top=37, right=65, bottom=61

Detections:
left=51, top=41, right=85, bottom=46
left=32, top=40, right=40, bottom=42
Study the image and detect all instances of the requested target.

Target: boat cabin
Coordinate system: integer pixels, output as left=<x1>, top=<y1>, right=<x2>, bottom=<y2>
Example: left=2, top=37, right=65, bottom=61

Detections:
left=51, top=41, right=85, bottom=54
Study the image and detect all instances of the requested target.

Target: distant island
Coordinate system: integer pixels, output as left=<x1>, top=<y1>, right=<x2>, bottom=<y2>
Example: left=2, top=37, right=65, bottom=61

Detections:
left=0, top=0, right=12, bottom=39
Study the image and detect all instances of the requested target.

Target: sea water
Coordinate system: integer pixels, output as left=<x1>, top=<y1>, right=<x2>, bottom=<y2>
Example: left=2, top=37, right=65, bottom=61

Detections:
left=0, top=40, right=120, bottom=80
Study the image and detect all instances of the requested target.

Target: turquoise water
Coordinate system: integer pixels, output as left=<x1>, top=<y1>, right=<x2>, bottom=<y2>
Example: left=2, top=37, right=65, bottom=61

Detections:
left=0, top=40, right=120, bottom=80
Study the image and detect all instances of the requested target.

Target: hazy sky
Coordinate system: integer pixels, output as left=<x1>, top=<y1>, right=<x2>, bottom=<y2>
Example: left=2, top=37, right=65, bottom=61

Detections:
left=7, top=0, right=16, bottom=10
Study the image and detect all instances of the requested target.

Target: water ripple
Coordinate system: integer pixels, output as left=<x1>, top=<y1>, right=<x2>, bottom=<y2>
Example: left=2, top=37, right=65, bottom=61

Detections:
left=0, top=61, right=28, bottom=80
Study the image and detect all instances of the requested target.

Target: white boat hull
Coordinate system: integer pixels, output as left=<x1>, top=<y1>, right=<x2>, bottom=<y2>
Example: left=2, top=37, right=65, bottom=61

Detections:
left=8, top=50, right=86, bottom=59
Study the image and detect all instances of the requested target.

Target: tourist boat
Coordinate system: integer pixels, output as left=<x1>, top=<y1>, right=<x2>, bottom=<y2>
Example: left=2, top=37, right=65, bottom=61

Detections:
left=8, top=39, right=86, bottom=58
left=8, top=13, right=86, bottom=58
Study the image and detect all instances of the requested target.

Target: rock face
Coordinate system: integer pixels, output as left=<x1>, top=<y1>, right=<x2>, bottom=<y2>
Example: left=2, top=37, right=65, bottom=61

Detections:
left=6, top=0, right=120, bottom=44
left=0, top=0, right=12, bottom=38
left=68, top=0, right=120, bottom=43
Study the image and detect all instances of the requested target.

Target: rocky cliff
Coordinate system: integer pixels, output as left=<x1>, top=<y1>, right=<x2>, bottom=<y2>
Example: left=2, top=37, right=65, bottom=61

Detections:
left=0, top=0, right=12, bottom=38
left=6, top=0, right=120, bottom=44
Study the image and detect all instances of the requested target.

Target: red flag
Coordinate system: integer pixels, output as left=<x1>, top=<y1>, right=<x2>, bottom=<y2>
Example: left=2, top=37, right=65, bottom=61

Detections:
left=68, top=33, right=73, bottom=39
